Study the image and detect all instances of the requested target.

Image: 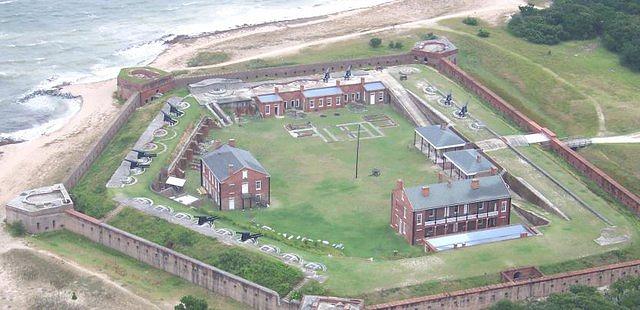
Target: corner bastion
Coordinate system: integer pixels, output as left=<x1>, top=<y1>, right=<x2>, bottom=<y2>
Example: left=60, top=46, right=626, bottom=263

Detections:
left=5, top=183, right=73, bottom=234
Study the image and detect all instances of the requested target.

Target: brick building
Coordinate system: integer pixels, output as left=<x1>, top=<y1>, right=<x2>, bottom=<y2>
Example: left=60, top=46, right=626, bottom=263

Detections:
left=117, top=67, right=175, bottom=105
left=414, top=124, right=467, bottom=163
left=390, top=175, right=511, bottom=246
left=200, top=140, right=270, bottom=211
left=255, top=78, right=388, bottom=118
left=443, top=148, right=498, bottom=180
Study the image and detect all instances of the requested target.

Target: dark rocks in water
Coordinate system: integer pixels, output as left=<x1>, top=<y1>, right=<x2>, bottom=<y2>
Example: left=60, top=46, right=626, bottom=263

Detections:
left=0, top=137, right=25, bottom=147
left=18, top=89, right=81, bottom=103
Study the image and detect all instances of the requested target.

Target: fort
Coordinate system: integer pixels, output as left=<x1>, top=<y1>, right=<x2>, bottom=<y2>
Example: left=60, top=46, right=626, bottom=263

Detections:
left=6, top=37, right=640, bottom=309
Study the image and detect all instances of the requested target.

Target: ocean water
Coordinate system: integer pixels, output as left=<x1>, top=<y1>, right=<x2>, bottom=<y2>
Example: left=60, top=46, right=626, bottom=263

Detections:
left=0, top=0, right=388, bottom=142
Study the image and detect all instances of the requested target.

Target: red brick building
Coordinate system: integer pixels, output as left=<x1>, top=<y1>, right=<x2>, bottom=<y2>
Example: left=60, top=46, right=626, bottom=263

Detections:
left=255, top=78, right=388, bottom=118
left=200, top=140, right=270, bottom=211
left=390, top=175, right=511, bottom=246
left=117, top=67, right=175, bottom=105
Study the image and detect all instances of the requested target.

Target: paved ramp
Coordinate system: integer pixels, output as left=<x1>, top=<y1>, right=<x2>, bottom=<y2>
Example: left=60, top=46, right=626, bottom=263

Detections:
left=375, top=71, right=429, bottom=127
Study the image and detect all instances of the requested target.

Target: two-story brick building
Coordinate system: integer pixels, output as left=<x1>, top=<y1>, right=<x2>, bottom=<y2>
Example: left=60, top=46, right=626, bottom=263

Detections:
left=390, top=175, right=511, bottom=246
left=255, top=78, right=388, bottom=118
left=200, top=140, right=270, bottom=211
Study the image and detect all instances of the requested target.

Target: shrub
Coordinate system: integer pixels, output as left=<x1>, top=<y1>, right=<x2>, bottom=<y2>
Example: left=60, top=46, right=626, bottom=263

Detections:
left=388, top=41, right=395, bottom=48
left=477, top=28, right=491, bottom=38
left=174, top=295, right=208, bottom=310
left=394, top=41, right=404, bottom=49
left=6, top=221, right=26, bottom=237
left=421, top=32, right=437, bottom=40
left=369, top=37, right=382, bottom=48
left=462, top=17, right=479, bottom=26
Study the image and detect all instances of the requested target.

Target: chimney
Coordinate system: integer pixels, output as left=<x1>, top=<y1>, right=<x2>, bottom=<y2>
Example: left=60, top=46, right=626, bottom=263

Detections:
left=437, top=171, right=444, bottom=182
left=360, top=77, right=365, bottom=85
left=476, top=154, right=482, bottom=163
left=228, top=163, right=234, bottom=176
left=421, top=186, right=430, bottom=197
left=274, top=86, right=279, bottom=93
left=471, top=178, right=480, bottom=190
left=336, top=80, right=340, bottom=86
left=396, top=179, right=404, bottom=190
left=228, top=139, right=236, bottom=147
left=299, top=85, right=304, bottom=91
left=490, top=167, right=498, bottom=175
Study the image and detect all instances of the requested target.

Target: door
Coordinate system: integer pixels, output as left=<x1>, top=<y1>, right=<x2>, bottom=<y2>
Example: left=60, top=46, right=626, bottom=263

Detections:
left=274, top=105, right=280, bottom=116
left=242, top=183, right=249, bottom=194
left=228, top=198, right=235, bottom=210
left=370, top=93, right=375, bottom=105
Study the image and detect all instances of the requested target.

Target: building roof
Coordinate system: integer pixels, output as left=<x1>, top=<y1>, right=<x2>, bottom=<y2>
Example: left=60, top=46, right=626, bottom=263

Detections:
left=364, top=81, right=386, bottom=91
left=201, top=144, right=269, bottom=181
left=257, top=93, right=282, bottom=103
left=303, top=86, right=343, bottom=98
left=6, top=183, right=73, bottom=212
left=405, top=175, right=510, bottom=211
left=444, top=149, right=495, bottom=176
left=415, top=125, right=466, bottom=149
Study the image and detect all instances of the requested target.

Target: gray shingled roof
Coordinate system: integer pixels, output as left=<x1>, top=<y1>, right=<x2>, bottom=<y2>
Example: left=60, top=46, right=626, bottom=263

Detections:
left=415, top=125, right=466, bottom=149
left=405, top=175, right=510, bottom=211
left=201, top=144, right=269, bottom=181
left=444, top=149, right=495, bottom=176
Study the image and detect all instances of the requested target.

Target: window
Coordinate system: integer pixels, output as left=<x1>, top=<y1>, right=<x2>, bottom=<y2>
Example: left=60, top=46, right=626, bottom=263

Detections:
left=444, top=207, right=449, bottom=217
left=351, top=93, right=356, bottom=101
left=428, top=210, right=435, bottom=219
left=344, top=94, right=349, bottom=102
left=403, top=206, right=407, bottom=219
left=416, top=213, right=422, bottom=225
left=478, top=202, right=484, bottom=211
left=242, top=170, right=248, bottom=179
left=265, top=105, right=271, bottom=115
left=378, top=91, right=384, bottom=102
left=290, top=100, right=295, bottom=108
left=336, top=96, right=341, bottom=106
left=501, top=200, right=508, bottom=212
left=295, top=99, right=300, bottom=107
left=309, top=99, right=315, bottom=108
left=356, top=92, right=361, bottom=100
left=463, top=204, right=468, bottom=214
left=318, top=98, right=324, bottom=107
left=327, top=97, right=332, bottom=106
left=256, top=180, right=262, bottom=190
left=256, top=193, right=262, bottom=201
left=425, top=227, right=434, bottom=237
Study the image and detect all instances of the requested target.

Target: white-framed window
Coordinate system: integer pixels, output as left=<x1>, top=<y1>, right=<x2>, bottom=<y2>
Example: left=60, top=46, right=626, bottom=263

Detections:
left=428, top=209, right=435, bottom=218
left=290, top=100, right=295, bottom=108
left=479, top=202, right=484, bottom=211
left=501, top=200, right=508, bottom=212
left=309, top=99, right=315, bottom=108
left=318, top=98, right=324, bottom=107
left=295, top=99, right=300, bottom=107
left=351, top=93, right=356, bottom=101
left=327, top=97, right=332, bottom=106
left=444, top=207, right=449, bottom=217
left=256, top=193, right=262, bottom=201
left=403, top=206, right=407, bottom=219
left=256, top=180, right=262, bottom=190
left=344, top=94, right=349, bottom=102
left=336, top=96, right=341, bottom=106
left=265, top=105, right=271, bottom=115
left=378, top=91, right=384, bottom=102
left=356, top=92, right=361, bottom=100
left=416, top=213, right=422, bottom=225
left=464, top=204, right=468, bottom=214
left=228, top=197, right=235, bottom=210
left=242, top=170, right=248, bottom=179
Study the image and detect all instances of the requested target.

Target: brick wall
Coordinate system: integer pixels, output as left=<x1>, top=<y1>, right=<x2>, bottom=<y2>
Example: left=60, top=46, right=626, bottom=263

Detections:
left=173, top=54, right=417, bottom=87
left=62, top=209, right=295, bottom=310
left=435, top=58, right=640, bottom=215
left=63, top=92, right=141, bottom=189
left=369, top=259, right=640, bottom=309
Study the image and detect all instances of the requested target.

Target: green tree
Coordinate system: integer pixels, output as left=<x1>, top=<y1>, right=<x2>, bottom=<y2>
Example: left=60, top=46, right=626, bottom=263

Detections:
left=175, top=295, right=208, bottom=310
left=394, top=42, right=404, bottom=49
left=6, top=221, right=26, bottom=237
left=369, top=37, right=382, bottom=48
left=477, top=28, right=491, bottom=38
left=462, top=16, right=479, bottom=26
left=388, top=41, right=395, bottom=48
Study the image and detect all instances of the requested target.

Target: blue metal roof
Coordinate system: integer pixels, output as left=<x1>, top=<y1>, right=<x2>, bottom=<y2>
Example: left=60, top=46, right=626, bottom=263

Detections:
left=364, top=82, right=385, bottom=91
left=426, top=224, right=533, bottom=251
left=303, top=86, right=343, bottom=98
left=257, top=93, right=282, bottom=103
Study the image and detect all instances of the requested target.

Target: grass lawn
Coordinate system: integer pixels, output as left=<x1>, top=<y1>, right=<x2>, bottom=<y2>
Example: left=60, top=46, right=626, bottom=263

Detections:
left=187, top=51, right=230, bottom=67
left=29, top=230, right=249, bottom=310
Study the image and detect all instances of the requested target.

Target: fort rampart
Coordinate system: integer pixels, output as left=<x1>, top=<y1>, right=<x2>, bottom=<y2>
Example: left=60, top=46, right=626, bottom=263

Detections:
left=436, top=58, right=640, bottom=214
left=369, top=259, right=640, bottom=309
left=62, top=209, right=298, bottom=310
